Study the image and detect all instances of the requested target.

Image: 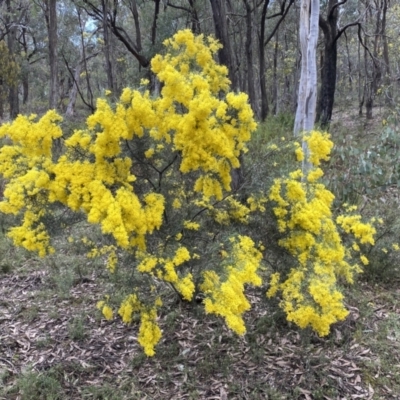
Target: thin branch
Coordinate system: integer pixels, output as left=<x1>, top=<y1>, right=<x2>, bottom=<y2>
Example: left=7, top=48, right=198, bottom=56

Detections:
left=264, top=0, right=294, bottom=46
left=61, top=52, right=95, bottom=112
left=328, top=0, right=348, bottom=19
left=335, top=21, right=360, bottom=43
left=166, top=1, right=191, bottom=12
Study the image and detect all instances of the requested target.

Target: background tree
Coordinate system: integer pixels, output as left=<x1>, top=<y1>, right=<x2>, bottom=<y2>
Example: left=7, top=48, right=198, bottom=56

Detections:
left=316, top=0, right=360, bottom=126
left=43, top=0, right=59, bottom=109
left=0, top=40, right=19, bottom=118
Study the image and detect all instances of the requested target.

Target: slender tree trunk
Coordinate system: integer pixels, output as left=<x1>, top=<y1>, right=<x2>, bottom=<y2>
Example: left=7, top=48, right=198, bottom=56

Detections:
left=6, top=0, right=19, bottom=118
left=365, top=0, right=383, bottom=119
left=294, top=0, right=319, bottom=174
left=242, top=0, right=257, bottom=117
left=272, top=30, right=279, bottom=115
left=151, top=0, right=161, bottom=46
left=128, top=0, right=142, bottom=51
left=209, top=0, right=238, bottom=90
left=358, top=8, right=363, bottom=116
left=316, top=36, right=337, bottom=126
left=45, top=0, right=58, bottom=110
left=188, top=0, right=201, bottom=34
left=380, top=0, right=391, bottom=104
left=102, top=0, right=114, bottom=92
left=22, top=75, right=29, bottom=104
left=316, top=0, right=339, bottom=127
left=65, top=51, right=84, bottom=117
left=259, top=0, right=270, bottom=120
left=77, top=8, right=94, bottom=110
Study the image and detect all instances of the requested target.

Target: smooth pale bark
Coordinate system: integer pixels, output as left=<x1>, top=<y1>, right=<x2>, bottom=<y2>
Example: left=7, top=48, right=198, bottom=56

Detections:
left=293, top=0, right=319, bottom=174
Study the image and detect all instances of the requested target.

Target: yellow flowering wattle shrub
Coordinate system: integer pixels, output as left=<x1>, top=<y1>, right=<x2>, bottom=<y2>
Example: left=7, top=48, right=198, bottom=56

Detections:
left=266, top=131, right=376, bottom=336
left=0, top=30, right=261, bottom=356
left=0, top=30, right=377, bottom=354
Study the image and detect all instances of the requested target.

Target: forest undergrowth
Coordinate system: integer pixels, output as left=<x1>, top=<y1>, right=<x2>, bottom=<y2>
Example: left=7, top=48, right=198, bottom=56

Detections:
left=1, top=103, right=400, bottom=399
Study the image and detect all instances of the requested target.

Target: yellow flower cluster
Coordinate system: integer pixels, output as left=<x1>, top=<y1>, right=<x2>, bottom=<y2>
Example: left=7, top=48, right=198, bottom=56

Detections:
left=303, top=131, right=334, bottom=166
left=336, top=214, right=376, bottom=245
left=118, top=294, right=162, bottom=356
left=87, top=244, right=118, bottom=272
left=267, top=131, right=376, bottom=336
left=201, top=235, right=262, bottom=335
left=0, top=112, right=63, bottom=256
left=97, top=297, right=113, bottom=320
left=151, top=29, right=257, bottom=200
left=138, top=307, right=162, bottom=357
left=136, top=245, right=195, bottom=302
left=0, top=30, right=258, bottom=356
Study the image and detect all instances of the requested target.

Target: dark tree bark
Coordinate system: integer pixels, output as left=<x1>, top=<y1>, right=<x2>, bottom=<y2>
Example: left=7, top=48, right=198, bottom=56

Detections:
left=259, top=0, right=270, bottom=120
left=364, top=0, right=389, bottom=117
left=272, top=30, right=279, bottom=115
left=316, top=19, right=337, bottom=125
left=166, top=0, right=201, bottom=33
left=317, top=0, right=360, bottom=127
left=78, top=0, right=150, bottom=68
left=316, top=0, right=340, bottom=127
left=188, top=0, right=201, bottom=34
left=259, top=0, right=294, bottom=121
left=242, top=0, right=257, bottom=116
left=127, top=0, right=142, bottom=51
left=151, top=0, right=161, bottom=46
left=101, top=0, right=114, bottom=91
left=6, top=0, right=19, bottom=118
left=44, top=0, right=58, bottom=110
left=209, top=0, right=238, bottom=90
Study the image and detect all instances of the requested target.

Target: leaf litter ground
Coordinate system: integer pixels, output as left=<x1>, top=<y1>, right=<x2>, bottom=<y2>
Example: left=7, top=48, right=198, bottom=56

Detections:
left=1, top=262, right=400, bottom=399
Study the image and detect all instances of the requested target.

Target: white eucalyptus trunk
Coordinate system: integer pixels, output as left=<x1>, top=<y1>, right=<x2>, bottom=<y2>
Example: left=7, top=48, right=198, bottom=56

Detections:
left=293, top=0, right=320, bottom=174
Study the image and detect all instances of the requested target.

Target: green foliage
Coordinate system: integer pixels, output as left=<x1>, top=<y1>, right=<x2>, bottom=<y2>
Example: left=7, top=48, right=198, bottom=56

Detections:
left=68, top=315, right=87, bottom=341
left=327, top=116, right=400, bottom=204
left=325, top=113, right=400, bottom=283
left=12, top=369, right=64, bottom=400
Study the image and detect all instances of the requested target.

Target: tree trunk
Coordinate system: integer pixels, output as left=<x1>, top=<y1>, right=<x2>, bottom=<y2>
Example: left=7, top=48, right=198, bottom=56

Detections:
left=316, top=0, right=339, bottom=128
left=102, top=0, right=114, bottom=92
left=45, top=0, right=58, bottom=110
left=65, top=52, right=84, bottom=117
left=151, top=0, right=161, bottom=46
left=316, top=36, right=337, bottom=126
left=365, top=0, right=385, bottom=119
left=209, top=0, right=239, bottom=90
left=259, top=0, right=270, bottom=120
left=188, top=0, right=201, bottom=34
left=272, top=30, right=279, bottom=115
left=22, top=75, right=29, bottom=105
left=242, top=0, right=257, bottom=117
left=294, top=0, right=319, bottom=174
left=128, top=0, right=142, bottom=51
left=6, top=0, right=19, bottom=118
